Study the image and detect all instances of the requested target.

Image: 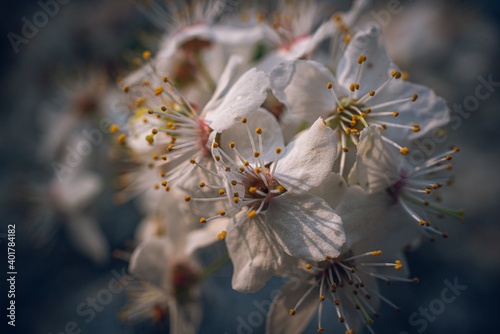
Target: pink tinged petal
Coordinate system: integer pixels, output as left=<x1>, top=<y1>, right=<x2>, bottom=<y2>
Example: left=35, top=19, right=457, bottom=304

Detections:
left=273, top=118, right=337, bottom=193
left=265, top=192, right=345, bottom=262
left=337, top=26, right=395, bottom=98
left=218, top=108, right=285, bottom=164
left=204, top=68, right=269, bottom=132
left=265, top=281, right=318, bottom=334
left=129, top=237, right=171, bottom=288
left=270, top=60, right=337, bottom=123
left=226, top=214, right=285, bottom=293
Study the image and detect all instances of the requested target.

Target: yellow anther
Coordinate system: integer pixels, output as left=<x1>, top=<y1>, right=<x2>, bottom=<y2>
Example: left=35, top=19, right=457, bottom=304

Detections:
left=184, top=196, right=191, bottom=202
left=446, top=155, right=452, bottom=160
left=357, top=55, right=367, bottom=64
left=355, top=83, right=360, bottom=90
left=360, top=112, right=366, bottom=118
left=161, top=155, right=167, bottom=161
left=413, top=277, right=420, bottom=283
left=256, top=12, right=265, bottom=22
left=453, top=147, right=460, bottom=152
left=425, top=189, right=431, bottom=194
left=247, top=210, right=257, bottom=218
left=337, top=106, right=344, bottom=112
left=275, top=147, right=282, bottom=154
left=413, top=124, right=421, bottom=132
left=165, top=185, right=170, bottom=191
left=239, top=167, right=245, bottom=172
left=391, top=70, right=402, bottom=79
left=344, top=34, right=350, bottom=44
left=402, top=71, right=409, bottom=81
left=318, top=327, right=324, bottom=333
left=289, top=309, right=296, bottom=315
left=219, top=189, right=225, bottom=196
left=212, top=142, right=219, bottom=148
left=215, top=156, right=221, bottom=161
left=366, top=107, right=372, bottom=113
left=218, top=231, right=227, bottom=240
left=219, top=210, right=226, bottom=216
left=411, top=93, right=418, bottom=102
left=255, top=167, right=262, bottom=174
left=343, top=147, right=349, bottom=153
left=327, top=82, right=333, bottom=89
left=306, top=264, right=312, bottom=269
left=325, top=254, right=332, bottom=261
left=345, top=128, right=352, bottom=135
left=161, top=106, right=167, bottom=111
left=152, top=154, right=159, bottom=160
left=233, top=198, right=240, bottom=204
left=350, top=120, right=357, bottom=127
left=147, top=109, right=154, bottom=114
left=153, top=184, right=159, bottom=190
left=118, top=134, right=126, bottom=145
left=277, top=185, right=285, bottom=193
left=395, top=260, right=403, bottom=270
left=234, top=192, right=239, bottom=197
left=241, top=117, right=247, bottom=123
left=199, top=182, right=205, bottom=188
left=349, top=84, right=356, bottom=92
left=231, top=180, right=237, bottom=186
left=225, top=167, right=231, bottom=172
left=369, top=90, right=375, bottom=96
left=200, top=217, right=206, bottom=224
left=255, top=127, right=263, bottom=134
left=319, top=296, right=325, bottom=301
left=254, top=151, right=260, bottom=158
left=229, top=142, right=236, bottom=148
left=371, top=250, right=382, bottom=256
left=163, top=77, right=169, bottom=83
left=167, top=145, right=174, bottom=151
left=136, top=97, right=146, bottom=107
left=249, top=187, right=257, bottom=194
left=446, top=163, right=452, bottom=170
left=243, top=161, right=250, bottom=166
left=142, top=50, right=151, bottom=59
left=110, top=124, right=119, bottom=134
left=400, top=147, right=409, bottom=155
left=161, top=181, right=167, bottom=186
left=122, top=85, right=130, bottom=93
left=151, top=128, right=158, bottom=135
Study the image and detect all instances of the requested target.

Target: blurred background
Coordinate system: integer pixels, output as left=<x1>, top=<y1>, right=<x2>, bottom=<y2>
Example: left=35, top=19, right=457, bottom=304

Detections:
left=1, top=0, right=499, bottom=333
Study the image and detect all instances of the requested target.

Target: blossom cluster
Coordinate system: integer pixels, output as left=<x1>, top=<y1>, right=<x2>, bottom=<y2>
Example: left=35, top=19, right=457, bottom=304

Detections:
left=110, top=1, right=464, bottom=333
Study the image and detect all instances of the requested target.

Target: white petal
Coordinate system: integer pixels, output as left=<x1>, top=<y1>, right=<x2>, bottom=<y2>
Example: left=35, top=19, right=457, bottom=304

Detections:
left=204, top=68, right=269, bottom=132
left=218, top=108, right=285, bottom=164
left=202, top=54, right=243, bottom=113
left=274, top=118, right=337, bottom=193
left=265, top=192, right=345, bottom=261
left=309, top=172, right=347, bottom=210
left=226, top=213, right=285, bottom=293
left=129, top=237, right=172, bottom=288
left=355, top=125, right=398, bottom=193
left=337, top=26, right=395, bottom=98
left=65, top=216, right=109, bottom=265
left=270, top=60, right=336, bottom=123
left=265, top=281, right=318, bottom=334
